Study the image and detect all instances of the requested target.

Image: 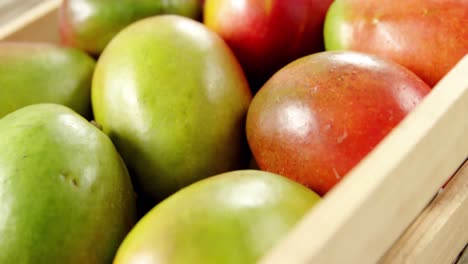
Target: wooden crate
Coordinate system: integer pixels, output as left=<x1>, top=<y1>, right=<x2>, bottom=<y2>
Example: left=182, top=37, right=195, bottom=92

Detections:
left=1, top=1, right=467, bottom=263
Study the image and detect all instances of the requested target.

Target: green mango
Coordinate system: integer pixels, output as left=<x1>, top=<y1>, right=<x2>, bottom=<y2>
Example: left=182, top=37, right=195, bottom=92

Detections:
left=59, top=0, right=203, bottom=54
left=114, top=170, right=321, bottom=264
left=92, top=15, right=252, bottom=202
left=0, top=104, right=136, bottom=264
left=0, top=42, right=95, bottom=119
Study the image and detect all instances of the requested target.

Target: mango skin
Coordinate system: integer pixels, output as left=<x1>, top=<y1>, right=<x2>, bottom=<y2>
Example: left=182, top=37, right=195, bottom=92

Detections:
left=92, top=15, right=252, bottom=202
left=323, top=0, right=468, bottom=87
left=0, top=104, right=137, bottom=264
left=246, top=51, right=431, bottom=195
left=204, top=0, right=333, bottom=90
left=59, top=0, right=203, bottom=54
left=114, top=170, right=320, bottom=264
left=0, top=42, right=95, bottom=119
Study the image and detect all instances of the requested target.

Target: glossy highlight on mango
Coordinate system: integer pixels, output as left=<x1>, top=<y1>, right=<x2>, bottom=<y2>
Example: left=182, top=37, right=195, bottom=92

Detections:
left=92, top=15, right=252, bottom=203
left=247, top=51, right=431, bottom=195
left=324, top=0, right=468, bottom=87
left=114, top=170, right=320, bottom=264
left=204, top=0, right=333, bottom=89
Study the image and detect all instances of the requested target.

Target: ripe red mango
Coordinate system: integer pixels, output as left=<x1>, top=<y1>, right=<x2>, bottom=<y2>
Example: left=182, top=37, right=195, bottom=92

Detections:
left=324, top=0, right=468, bottom=87
left=246, top=51, right=431, bottom=195
left=204, top=0, right=333, bottom=89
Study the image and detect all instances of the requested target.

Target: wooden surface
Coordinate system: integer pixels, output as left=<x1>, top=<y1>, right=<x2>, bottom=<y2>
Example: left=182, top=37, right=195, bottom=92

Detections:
left=261, top=55, right=468, bottom=264
left=0, top=0, right=44, bottom=26
left=0, top=0, right=60, bottom=42
left=381, top=160, right=468, bottom=264
left=456, top=246, right=468, bottom=264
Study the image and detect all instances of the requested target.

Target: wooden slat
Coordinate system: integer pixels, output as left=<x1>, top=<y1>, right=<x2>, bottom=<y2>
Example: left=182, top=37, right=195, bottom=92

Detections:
left=381, top=160, right=468, bottom=264
left=0, top=0, right=60, bottom=42
left=261, top=55, right=468, bottom=264
left=0, top=0, right=44, bottom=27
left=456, top=245, right=468, bottom=264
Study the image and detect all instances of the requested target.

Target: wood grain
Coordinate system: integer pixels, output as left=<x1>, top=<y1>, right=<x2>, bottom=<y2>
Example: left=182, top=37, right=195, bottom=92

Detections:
left=381, top=160, right=468, bottom=264
left=0, top=0, right=43, bottom=26
left=0, top=0, right=60, bottom=42
left=456, top=245, right=468, bottom=264
left=260, top=55, right=468, bottom=264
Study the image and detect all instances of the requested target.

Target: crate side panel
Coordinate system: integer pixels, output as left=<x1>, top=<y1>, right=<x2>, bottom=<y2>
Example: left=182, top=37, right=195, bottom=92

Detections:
left=261, top=55, right=468, bottom=264
left=0, top=0, right=60, bottom=43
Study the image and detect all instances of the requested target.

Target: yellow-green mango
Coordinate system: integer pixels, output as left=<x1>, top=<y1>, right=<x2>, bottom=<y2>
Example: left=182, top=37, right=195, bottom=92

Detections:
left=0, top=104, right=136, bottom=263
left=92, top=15, right=252, bottom=202
left=114, top=170, right=321, bottom=264
left=0, top=42, right=95, bottom=119
left=59, top=0, right=203, bottom=54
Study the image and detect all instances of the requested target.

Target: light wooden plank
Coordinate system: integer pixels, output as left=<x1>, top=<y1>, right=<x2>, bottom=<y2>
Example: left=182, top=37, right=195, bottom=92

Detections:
left=0, top=0, right=44, bottom=27
left=456, top=245, right=468, bottom=264
left=261, top=55, right=468, bottom=264
left=0, top=0, right=60, bottom=42
left=381, top=160, right=468, bottom=264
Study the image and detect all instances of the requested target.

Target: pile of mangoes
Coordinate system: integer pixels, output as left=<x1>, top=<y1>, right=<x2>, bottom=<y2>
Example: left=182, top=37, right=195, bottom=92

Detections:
left=0, top=0, right=466, bottom=263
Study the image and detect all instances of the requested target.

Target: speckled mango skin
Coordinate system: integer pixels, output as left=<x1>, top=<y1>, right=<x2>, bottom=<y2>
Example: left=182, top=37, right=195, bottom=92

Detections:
left=246, top=51, right=431, bottom=196
left=114, top=170, right=320, bottom=264
left=0, top=104, right=136, bottom=263
left=92, top=15, right=252, bottom=202
left=0, top=43, right=95, bottom=119
left=59, top=0, right=203, bottom=55
left=324, top=0, right=468, bottom=87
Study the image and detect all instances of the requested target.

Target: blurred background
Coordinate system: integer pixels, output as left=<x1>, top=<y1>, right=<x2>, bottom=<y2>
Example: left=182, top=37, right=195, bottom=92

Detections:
left=0, top=0, right=44, bottom=26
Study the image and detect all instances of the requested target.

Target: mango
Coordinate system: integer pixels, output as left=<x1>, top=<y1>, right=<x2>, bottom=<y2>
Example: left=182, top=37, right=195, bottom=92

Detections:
left=114, top=170, right=321, bottom=264
left=92, top=15, right=252, bottom=202
left=59, top=0, right=203, bottom=54
left=0, top=42, right=95, bottom=119
left=0, top=104, right=136, bottom=263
